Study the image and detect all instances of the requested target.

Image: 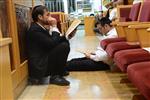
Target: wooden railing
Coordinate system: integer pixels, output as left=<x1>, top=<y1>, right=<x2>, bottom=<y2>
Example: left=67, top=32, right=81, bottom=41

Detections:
left=0, top=37, right=14, bottom=100
left=0, top=0, right=44, bottom=99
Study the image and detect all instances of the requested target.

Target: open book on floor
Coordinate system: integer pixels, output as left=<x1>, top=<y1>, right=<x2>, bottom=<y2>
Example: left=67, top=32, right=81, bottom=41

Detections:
left=76, top=49, right=95, bottom=55
left=65, top=19, right=81, bottom=39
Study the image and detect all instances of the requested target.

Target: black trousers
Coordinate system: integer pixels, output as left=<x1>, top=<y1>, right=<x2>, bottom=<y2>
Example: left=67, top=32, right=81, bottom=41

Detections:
left=46, top=41, right=70, bottom=76
left=66, top=57, right=110, bottom=71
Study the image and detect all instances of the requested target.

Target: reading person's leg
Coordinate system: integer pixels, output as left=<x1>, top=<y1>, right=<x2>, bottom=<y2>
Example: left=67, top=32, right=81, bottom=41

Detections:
left=47, top=42, right=70, bottom=86
left=66, top=58, right=110, bottom=71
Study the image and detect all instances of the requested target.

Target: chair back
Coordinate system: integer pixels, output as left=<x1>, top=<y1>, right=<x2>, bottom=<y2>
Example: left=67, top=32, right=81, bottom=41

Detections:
left=138, top=2, right=150, bottom=22
left=129, top=2, right=141, bottom=21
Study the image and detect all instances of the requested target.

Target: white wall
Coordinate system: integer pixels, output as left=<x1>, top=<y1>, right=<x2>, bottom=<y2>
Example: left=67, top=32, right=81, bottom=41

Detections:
left=93, top=0, right=102, bottom=11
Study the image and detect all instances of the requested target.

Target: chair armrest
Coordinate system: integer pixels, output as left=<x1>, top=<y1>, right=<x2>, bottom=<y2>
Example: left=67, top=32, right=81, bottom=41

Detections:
left=117, top=5, right=132, bottom=9
left=128, top=23, right=150, bottom=29
left=117, top=21, right=139, bottom=26
left=111, top=21, right=118, bottom=26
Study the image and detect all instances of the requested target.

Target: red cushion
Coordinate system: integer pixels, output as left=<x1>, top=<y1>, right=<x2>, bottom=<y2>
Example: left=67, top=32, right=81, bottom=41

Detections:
left=127, top=61, right=150, bottom=100
left=114, top=49, right=150, bottom=72
left=119, top=7, right=131, bottom=20
left=50, top=14, right=61, bottom=22
left=105, top=42, right=140, bottom=58
left=129, top=2, right=141, bottom=21
left=100, top=37, right=126, bottom=50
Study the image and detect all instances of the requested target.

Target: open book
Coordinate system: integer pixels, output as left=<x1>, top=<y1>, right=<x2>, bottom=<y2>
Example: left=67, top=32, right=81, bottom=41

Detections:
left=76, top=49, right=95, bottom=55
left=65, top=19, right=81, bottom=39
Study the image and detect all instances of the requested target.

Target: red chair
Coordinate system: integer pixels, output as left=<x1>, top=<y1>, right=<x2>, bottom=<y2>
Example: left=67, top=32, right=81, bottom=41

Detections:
left=119, top=6, right=131, bottom=22
left=105, top=2, right=150, bottom=58
left=112, top=25, right=150, bottom=72
left=127, top=61, right=150, bottom=100
left=100, top=37, right=126, bottom=50
left=100, top=2, right=141, bottom=50
left=114, top=48, right=150, bottom=72
left=106, top=42, right=140, bottom=58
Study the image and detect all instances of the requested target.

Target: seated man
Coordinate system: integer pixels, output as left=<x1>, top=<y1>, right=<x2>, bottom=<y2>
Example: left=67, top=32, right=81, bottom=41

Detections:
left=66, top=17, right=117, bottom=71
left=27, top=5, right=76, bottom=86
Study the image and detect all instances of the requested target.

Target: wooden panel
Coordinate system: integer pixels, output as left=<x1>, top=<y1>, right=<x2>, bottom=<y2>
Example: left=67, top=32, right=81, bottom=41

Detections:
left=0, top=38, right=14, bottom=100
left=125, top=27, right=138, bottom=42
left=19, top=60, right=28, bottom=82
left=116, top=26, right=126, bottom=37
left=13, top=77, right=28, bottom=99
left=84, top=17, right=95, bottom=36
left=137, top=29, right=150, bottom=47
left=11, top=70, right=19, bottom=89
left=0, top=26, right=2, bottom=38
left=7, top=0, right=28, bottom=98
left=7, top=0, right=20, bottom=70
left=117, top=5, right=132, bottom=20
left=0, top=0, right=10, bottom=37
left=0, top=29, right=2, bottom=38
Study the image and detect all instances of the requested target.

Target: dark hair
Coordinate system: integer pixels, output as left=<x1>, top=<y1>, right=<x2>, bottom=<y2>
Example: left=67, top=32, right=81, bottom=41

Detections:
left=32, top=5, right=48, bottom=22
left=90, top=13, right=94, bottom=16
left=98, top=17, right=112, bottom=27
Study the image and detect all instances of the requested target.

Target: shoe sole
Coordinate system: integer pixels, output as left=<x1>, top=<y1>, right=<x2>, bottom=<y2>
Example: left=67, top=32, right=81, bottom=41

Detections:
left=50, top=82, right=70, bottom=86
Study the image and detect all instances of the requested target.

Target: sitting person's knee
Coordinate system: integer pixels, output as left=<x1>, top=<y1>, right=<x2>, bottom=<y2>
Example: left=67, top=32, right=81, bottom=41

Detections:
left=60, top=42, right=70, bottom=52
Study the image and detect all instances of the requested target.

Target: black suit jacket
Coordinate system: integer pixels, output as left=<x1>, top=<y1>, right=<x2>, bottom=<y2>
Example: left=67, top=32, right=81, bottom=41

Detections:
left=26, top=23, right=67, bottom=78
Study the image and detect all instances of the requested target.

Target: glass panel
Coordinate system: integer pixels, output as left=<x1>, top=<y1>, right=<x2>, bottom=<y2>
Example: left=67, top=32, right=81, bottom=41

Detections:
left=0, top=0, right=9, bottom=37
left=45, top=0, right=64, bottom=12
left=15, top=4, right=31, bottom=63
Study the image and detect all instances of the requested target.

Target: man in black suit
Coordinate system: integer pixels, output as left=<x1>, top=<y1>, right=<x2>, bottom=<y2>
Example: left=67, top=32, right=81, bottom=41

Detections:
left=27, top=5, right=74, bottom=86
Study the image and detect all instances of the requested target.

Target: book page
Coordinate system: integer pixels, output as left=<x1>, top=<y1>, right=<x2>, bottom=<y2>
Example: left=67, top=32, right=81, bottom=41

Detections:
left=76, top=49, right=94, bottom=54
left=66, top=19, right=81, bottom=38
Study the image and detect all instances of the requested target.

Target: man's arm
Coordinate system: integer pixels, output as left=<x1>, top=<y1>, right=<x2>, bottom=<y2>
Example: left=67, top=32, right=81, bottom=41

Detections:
left=29, top=29, right=60, bottom=49
left=89, top=50, right=108, bottom=62
left=51, top=31, right=67, bottom=43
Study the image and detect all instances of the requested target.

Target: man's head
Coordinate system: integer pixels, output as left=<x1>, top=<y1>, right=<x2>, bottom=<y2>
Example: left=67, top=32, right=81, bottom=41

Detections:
left=32, top=5, right=49, bottom=25
left=97, top=17, right=112, bottom=35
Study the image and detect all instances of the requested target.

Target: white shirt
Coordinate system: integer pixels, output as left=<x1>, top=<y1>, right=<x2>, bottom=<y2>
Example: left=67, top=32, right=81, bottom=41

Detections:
left=133, top=0, right=143, bottom=4
left=90, top=28, right=118, bottom=63
left=49, top=26, right=70, bottom=40
left=49, top=26, right=61, bottom=35
left=97, top=28, right=118, bottom=40
left=109, top=8, right=117, bottom=21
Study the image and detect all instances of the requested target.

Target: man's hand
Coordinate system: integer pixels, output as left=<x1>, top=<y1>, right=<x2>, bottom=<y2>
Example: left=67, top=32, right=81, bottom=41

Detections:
left=84, top=52, right=91, bottom=59
left=90, top=52, right=96, bottom=55
left=47, top=16, right=57, bottom=27
left=67, top=28, right=77, bottom=39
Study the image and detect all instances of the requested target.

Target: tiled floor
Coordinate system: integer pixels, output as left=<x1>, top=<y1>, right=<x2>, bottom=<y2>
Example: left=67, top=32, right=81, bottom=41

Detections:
left=18, top=29, right=139, bottom=100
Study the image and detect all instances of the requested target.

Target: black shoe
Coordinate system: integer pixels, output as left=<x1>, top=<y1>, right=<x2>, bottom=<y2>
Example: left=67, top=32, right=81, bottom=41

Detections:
left=28, top=77, right=40, bottom=85
left=63, top=71, right=69, bottom=76
left=28, top=77, right=50, bottom=85
left=50, top=75, right=70, bottom=86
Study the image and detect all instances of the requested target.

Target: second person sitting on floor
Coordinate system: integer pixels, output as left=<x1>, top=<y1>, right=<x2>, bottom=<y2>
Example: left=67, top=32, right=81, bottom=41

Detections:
left=66, top=17, right=118, bottom=71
